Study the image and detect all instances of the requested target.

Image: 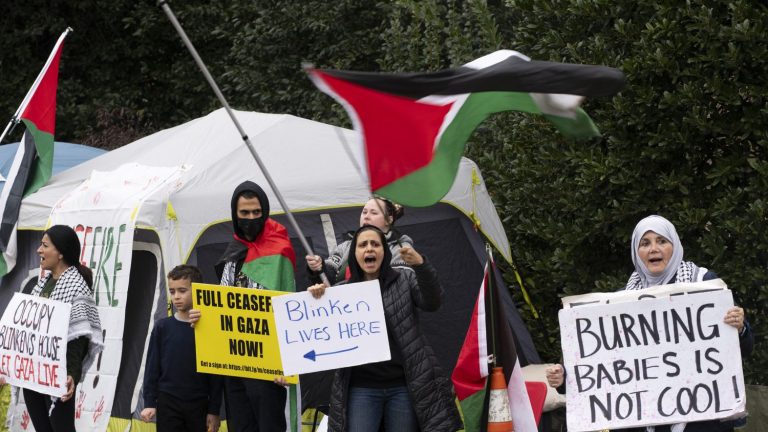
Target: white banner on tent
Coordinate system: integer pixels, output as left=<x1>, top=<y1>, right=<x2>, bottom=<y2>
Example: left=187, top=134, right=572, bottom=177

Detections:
left=10, top=164, right=182, bottom=431
left=273, top=280, right=390, bottom=375
left=559, top=284, right=746, bottom=432
left=0, top=293, right=70, bottom=397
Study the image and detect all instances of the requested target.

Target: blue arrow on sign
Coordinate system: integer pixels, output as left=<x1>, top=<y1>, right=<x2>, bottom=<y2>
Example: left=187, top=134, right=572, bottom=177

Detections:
left=304, top=346, right=359, bottom=361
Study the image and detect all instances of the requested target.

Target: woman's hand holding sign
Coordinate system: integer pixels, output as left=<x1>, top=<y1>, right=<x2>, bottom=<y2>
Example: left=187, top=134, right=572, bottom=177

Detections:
left=307, top=283, right=326, bottom=299
left=724, top=306, right=745, bottom=332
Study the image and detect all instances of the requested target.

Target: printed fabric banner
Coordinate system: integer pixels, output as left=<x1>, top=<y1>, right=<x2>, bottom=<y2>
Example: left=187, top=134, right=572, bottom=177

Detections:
left=559, top=284, right=746, bottom=432
left=192, top=282, right=298, bottom=384
left=9, top=164, right=182, bottom=431
left=273, top=280, right=390, bottom=375
left=0, top=293, right=71, bottom=397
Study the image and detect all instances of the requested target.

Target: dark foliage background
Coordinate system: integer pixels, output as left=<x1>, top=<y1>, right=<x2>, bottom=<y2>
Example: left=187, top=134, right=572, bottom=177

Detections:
left=1, top=0, right=765, bottom=383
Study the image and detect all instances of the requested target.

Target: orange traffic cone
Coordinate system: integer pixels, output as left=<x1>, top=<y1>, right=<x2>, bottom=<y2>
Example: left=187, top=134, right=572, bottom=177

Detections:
left=487, top=367, right=514, bottom=432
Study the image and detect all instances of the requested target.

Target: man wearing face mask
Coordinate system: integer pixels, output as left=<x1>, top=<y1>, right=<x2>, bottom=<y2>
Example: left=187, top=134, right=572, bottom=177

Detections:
left=213, top=180, right=297, bottom=432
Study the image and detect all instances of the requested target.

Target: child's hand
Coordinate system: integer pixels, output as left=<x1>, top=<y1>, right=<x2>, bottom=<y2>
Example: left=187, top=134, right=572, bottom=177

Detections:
left=207, top=414, right=221, bottom=432
left=189, top=309, right=201, bottom=328
left=140, top=407, right=156, bottom=422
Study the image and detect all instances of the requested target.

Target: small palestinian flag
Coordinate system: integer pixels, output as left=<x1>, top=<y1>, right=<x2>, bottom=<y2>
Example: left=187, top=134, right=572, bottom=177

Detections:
left=307, top=50, right=625, bottom=206
left=452, top=259, right=537, bottom=432
left=239, top=218, right=296, bottom=292
left=0, top=28, right=70, bottom=276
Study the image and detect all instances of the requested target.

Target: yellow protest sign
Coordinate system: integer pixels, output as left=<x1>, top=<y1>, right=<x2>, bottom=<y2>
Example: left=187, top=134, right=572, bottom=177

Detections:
left=192, top=282, right=297, bottom=384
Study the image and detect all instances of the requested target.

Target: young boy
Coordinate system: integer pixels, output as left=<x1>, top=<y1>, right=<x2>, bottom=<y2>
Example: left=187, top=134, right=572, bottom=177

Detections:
left=141, top=265, right=222, bottom=432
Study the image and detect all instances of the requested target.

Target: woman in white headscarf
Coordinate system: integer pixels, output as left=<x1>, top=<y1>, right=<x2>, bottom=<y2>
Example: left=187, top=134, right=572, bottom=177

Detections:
left=626, top=215, right=718, bottom=289
left=546, top=215, right=753, bottom=432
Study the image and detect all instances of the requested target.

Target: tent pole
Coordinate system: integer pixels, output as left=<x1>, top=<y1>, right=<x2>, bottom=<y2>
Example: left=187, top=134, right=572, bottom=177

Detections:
left=158, top=0, right=330, bottom=286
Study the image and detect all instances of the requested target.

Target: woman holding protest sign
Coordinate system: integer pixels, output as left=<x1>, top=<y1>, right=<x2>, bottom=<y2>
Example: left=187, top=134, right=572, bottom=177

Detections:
left=307, top=225, right=462, bottom=432
left=305, top=197, right=413, bottom=284
left=25, top=225, right=104, bottom=432
left=546, top=215, right=753, bottom=432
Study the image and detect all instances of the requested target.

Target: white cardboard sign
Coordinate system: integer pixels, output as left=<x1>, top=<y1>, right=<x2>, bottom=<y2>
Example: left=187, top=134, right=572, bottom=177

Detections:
left=0, top=293, right=71, bottom=397
left=273, top=280, right=390, bottom=375
left=559, top=288, right=745, bottom=431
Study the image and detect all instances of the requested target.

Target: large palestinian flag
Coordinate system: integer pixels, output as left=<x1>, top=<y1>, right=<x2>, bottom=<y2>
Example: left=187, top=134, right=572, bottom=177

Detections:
left=307, top=50, right=625, bottom=206
left=452, top=260, right=537, bottom=432
left=239, top=218, right=297, bottom=293
left=0, top=29, right=69, bottom=276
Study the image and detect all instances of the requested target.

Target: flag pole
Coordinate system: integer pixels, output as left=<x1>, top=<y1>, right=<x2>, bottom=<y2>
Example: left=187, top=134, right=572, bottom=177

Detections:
left=486, top=243, right=498, bottom=368
left=157, top=0, right=330, bottom=286
left=0, top=27, right=72, bottom=146
left=0, top=121, right=18, bottom=147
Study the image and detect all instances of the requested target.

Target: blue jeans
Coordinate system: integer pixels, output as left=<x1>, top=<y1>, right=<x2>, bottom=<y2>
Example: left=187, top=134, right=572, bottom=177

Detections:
left=347, top=386, right=418, bottom=432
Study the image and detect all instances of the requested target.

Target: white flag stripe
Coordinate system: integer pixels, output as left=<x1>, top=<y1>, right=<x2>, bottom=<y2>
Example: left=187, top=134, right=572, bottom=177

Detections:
left=507, top=358, right=538, bottom=432
left=476, top=270, right=489, bottom=378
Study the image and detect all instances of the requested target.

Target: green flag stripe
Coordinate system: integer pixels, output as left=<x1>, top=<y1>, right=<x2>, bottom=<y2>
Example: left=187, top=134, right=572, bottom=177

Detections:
left=20, top=119, right=54, bottom=197
left=458, top=389, right=487, bottom=432
left=544, top=108, right=599, bottom=139
left=376, top=91, right=599, bottom=206
left=289, top=384, right=299, bottom=432
left=241, top=254, right=296, bottom=292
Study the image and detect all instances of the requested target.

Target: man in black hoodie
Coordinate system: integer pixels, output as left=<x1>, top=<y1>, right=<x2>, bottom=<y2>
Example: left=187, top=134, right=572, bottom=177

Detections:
left=207, top=181, right=293, bottom=432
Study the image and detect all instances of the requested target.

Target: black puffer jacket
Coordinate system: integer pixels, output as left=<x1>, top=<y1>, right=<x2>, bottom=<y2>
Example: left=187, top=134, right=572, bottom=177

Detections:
left=328, top=260, right=463, bottom=431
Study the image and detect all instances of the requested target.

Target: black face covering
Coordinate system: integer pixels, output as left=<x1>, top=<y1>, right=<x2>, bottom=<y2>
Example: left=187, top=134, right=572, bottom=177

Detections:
left=237, top=217, right=265, bottom=241
left=230, top=181, right=270, bottom=240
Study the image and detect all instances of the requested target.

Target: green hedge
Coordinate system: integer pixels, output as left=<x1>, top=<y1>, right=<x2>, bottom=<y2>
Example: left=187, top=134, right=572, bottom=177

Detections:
left=375, top=0, right=768, bottom=384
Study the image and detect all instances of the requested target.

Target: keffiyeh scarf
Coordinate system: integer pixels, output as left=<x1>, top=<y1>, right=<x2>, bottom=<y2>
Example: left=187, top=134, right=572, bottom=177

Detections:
left=624, top=260, right=701, bottom=291
left=33, top=266, right=104, bottom=378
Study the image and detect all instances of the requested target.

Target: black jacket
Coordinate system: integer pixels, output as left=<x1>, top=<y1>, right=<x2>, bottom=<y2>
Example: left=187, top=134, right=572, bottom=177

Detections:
left=328, top=260, right=463, bottom=432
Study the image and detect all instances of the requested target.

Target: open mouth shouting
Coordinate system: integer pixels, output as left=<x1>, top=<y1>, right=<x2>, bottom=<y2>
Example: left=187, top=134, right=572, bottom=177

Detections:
left=355, top=230, right=385, bottom=279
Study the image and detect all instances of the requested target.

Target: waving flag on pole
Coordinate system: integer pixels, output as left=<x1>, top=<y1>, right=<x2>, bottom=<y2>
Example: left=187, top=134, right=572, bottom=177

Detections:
left=452, top=258, right=538, bottom=432
left=0, top=28, right=70, bottom=276
left=307, top=50, right=625, bottom=206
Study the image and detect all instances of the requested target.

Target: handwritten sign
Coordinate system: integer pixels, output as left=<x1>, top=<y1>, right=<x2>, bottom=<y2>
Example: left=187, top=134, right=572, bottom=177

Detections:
left=0, top=293, right=71, bottom=397
left=559, top=286, right=745, bottom=431
left=272, top=280, right=390, bottom=375
left=561, top=278, right=728, bottom=308
left=192, top=283, right=297, bottom=384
